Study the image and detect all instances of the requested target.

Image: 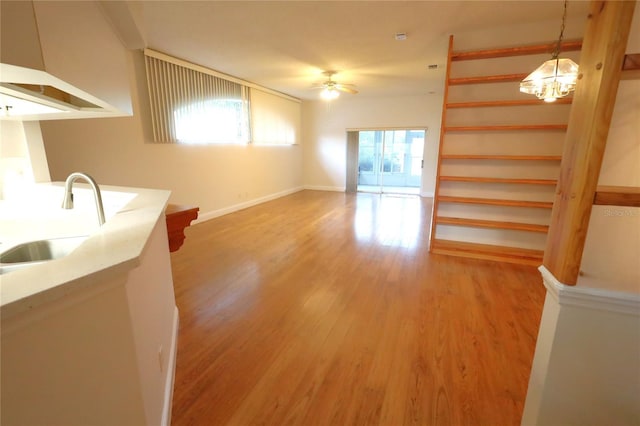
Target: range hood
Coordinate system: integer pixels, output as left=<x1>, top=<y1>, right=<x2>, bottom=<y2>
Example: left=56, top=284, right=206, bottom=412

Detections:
left=0, top=64, right=107, bottom=120
left=0, top=1, right=132, bottom=121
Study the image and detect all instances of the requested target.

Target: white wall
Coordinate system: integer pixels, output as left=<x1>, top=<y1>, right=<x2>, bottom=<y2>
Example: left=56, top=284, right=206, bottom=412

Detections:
left=522, top=272, right=640, bottom=426
left=453, top=14, right=586, bottom=51
left=576, top=4, right=640, bottom=293
left=42, top=51, right=303, bottom=220
left=302, top=94, right=443, bottom=195
left=0, top=121, right=50, bottom=200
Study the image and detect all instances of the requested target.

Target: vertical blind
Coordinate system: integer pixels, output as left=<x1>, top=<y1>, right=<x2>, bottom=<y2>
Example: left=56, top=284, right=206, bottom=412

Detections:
left=144, top=52, right=250, bottom=144
left=250, top=88, right=300, bottom=145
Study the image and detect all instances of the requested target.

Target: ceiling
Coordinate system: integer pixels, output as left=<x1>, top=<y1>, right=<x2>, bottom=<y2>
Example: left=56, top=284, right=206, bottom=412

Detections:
left=119, top=1, right=590, bottom=101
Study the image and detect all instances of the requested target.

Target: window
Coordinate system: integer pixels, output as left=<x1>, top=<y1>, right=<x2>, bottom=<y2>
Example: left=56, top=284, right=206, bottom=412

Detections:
left=250, top=88, right=300, bottom=145
left=144, top=49, right=300, bottom=145
left=144, top=50, right=250, bottom=144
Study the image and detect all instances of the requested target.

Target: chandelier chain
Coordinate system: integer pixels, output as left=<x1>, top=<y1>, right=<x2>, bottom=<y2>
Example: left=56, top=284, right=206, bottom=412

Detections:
left=552, top=0, right=568, bottom=59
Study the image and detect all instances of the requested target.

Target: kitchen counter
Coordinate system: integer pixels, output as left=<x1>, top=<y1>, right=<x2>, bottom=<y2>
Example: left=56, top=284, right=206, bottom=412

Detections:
left=1, top=182, right=178, bottom=426
left=0, top=182, right=171, bottom=320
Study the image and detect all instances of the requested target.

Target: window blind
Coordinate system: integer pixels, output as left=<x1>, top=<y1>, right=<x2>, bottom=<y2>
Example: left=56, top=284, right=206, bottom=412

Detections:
left=144, top=52, right=250, bottom=144
left=250, top=88, right=300, bottom=145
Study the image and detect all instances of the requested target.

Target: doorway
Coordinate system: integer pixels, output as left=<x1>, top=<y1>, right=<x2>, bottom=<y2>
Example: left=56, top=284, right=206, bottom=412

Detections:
left=347, top=129, right=425, bottom=195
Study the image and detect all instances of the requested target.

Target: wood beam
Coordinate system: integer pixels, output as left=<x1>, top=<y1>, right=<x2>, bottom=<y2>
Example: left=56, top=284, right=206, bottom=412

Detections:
left=622, top=53, right=640, bottom=71
left=543, top=0, right=636, bottom=285
left=593, top=186, right=640, bottom=207
left=621, top=53, right=640, bottom=79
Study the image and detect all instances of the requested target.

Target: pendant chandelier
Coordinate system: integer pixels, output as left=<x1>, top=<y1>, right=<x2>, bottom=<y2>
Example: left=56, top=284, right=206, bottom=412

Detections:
left=520, top=0, right=579, bottom=102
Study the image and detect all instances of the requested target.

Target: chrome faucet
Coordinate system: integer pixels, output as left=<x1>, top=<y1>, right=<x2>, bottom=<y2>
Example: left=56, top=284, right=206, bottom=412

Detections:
left=61, top=172, right=106, bottom=226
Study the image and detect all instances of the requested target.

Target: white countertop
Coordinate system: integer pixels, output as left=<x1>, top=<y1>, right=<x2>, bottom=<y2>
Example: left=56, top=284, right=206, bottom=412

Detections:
left=0, top=183, right=171, bottom=320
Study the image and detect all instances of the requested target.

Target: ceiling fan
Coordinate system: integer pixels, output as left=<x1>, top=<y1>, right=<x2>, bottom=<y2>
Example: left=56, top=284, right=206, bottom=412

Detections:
left=312, top=71, right=358, bottom=100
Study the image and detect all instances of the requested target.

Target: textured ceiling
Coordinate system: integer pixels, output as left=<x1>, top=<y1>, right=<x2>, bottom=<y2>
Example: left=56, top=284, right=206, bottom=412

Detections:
left=133, top=1, right=590, bottom=100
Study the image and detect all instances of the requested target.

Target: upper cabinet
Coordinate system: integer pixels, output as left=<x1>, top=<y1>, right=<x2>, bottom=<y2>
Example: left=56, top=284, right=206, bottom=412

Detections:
left=0, top=1, right=132, bottom=121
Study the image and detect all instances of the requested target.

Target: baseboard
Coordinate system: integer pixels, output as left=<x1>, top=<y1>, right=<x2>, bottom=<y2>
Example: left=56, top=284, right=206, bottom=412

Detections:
left=194, top=187, right=304, bottom=224
left=303, top=185, right=346, bottom=192
left=161, top=306, right=179, bottom=426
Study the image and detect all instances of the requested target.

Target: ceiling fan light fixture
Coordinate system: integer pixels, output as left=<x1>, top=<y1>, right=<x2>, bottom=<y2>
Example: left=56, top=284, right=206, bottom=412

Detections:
left=519, top=0, right=578, bottom=102
left=321, top=87, right=339, bottom=100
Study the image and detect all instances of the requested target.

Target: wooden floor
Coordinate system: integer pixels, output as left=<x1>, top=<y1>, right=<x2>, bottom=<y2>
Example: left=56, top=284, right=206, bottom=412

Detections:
left=170, top=190, right=545, bottom=426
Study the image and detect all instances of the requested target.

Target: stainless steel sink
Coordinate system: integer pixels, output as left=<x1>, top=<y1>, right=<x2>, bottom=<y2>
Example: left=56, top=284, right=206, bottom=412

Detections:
left=0, top=236, right=88, bottom=274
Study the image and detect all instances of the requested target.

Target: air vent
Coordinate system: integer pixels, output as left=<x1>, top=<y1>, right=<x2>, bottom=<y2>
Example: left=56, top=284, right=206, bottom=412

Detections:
left=428, top=64, right=439, bottom=70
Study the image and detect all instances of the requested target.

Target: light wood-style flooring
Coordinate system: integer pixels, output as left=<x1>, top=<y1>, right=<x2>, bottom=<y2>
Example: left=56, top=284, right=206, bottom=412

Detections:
left=170, top=190, right=545, bottom=425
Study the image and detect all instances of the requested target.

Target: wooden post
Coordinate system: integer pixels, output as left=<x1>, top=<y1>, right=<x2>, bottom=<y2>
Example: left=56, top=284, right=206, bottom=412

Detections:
left=429, top=35, right=453, bottom=249
left=543, top=0, right=636, bottom=285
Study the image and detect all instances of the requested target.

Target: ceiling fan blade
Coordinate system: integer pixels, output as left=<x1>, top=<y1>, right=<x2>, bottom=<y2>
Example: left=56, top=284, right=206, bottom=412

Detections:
left=336, top=85, right=358, bottom=94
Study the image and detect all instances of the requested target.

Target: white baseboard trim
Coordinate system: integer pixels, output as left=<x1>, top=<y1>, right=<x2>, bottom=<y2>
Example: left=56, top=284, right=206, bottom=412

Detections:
left=161, top=306, right=180, bottom=426
left=194, top=187, right=304, bottom=224
left=539, top=266, right=640, bottom=316
left=303, top=185, right=346, bottom=192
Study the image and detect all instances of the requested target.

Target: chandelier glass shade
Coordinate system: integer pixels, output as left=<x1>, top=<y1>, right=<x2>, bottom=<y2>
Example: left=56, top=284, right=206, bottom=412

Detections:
left=519, top=57, right=579, bottom=102
left=519, top=0, right=578, bottom=102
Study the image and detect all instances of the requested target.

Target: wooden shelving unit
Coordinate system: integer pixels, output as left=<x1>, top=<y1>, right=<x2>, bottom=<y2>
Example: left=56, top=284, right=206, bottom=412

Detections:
left=429, top=36, right=580, bottom=265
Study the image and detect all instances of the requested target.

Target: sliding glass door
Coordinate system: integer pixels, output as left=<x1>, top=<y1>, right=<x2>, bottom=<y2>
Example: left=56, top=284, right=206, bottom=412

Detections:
left=356, top=129, right=424, bottom=195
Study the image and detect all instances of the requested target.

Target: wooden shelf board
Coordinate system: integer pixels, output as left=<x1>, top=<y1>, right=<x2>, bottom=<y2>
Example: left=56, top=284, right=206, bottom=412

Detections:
left=451, top=40, right=582, bottom=61
left=593, top=185, right=640, bottom=207
left=436, top=216, right=549, bottom=233
left=449, top=52, right=637, bottom=84
left=449, top=73, right=528, bottom=85
left=445, top=124, right=567, bottom=132
left=441, top=154, right=562, bottom=161
left=440, top=176, right=558, bottom=185
left=447, top=98, right=572, bottom=109
left=438, top=195, right=553, bottom=209
left=431, top=239, right=543, bottom=266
